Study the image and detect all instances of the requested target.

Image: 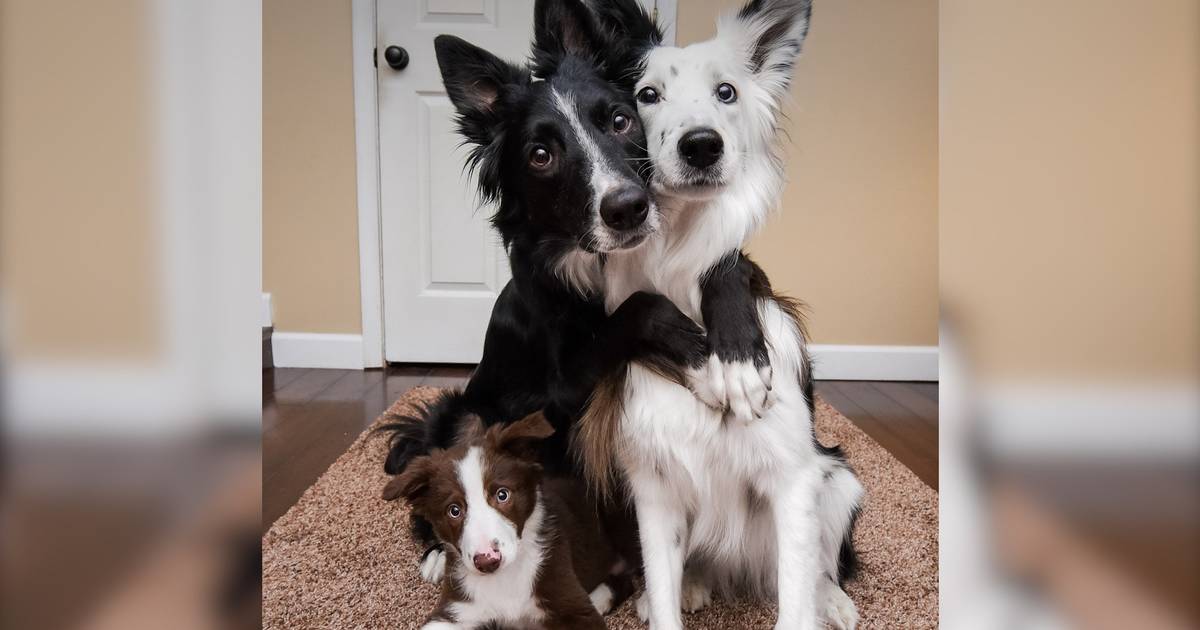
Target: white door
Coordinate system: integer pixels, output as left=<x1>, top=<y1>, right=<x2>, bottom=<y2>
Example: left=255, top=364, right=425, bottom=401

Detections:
left=376, top=0, right=533, bottom=363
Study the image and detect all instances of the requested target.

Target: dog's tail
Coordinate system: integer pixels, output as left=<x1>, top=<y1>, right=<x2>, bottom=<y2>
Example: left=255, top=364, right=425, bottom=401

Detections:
left=572, top=368, right=631, bottom=502
left=816, top=450, right=864, bottom=584
left=376, top=389, right=475, bottom=475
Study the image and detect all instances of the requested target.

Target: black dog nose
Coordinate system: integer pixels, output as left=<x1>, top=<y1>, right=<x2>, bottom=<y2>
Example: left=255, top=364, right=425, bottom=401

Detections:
left=599, top=186, right=650, bottom=230
left=678, top=128, right=724, bottom=169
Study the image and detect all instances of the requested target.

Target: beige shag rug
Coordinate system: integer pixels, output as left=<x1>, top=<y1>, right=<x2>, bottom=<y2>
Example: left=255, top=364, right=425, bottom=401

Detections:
left=263, top=387, right=938, bottom=629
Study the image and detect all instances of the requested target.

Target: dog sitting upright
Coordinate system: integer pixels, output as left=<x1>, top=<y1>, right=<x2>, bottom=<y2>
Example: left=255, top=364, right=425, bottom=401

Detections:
left=383, top=412, right=633, bottom=630
left=577, top=2, right=865, bottom=629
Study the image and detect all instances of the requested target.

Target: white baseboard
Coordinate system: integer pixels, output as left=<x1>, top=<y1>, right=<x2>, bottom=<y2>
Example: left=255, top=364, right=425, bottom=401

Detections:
left=261, top=293, right=272, bottom=328
left=266, top=338, right=936, bottom=377
left=809, top=344, right=938, bottom=381
left=6, top=361, right=256, bottom=436
left=272, top=333, right=364, bottom=369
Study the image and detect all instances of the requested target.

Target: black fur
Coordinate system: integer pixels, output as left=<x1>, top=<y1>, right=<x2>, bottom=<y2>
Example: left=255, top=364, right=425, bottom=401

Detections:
left=837, top=503, right=861, bottom=583
left=701, top=251, right=772, bottom=369
left=737, top=0, right=814, bottom=74
left=382, top=3, right=705, bottom=481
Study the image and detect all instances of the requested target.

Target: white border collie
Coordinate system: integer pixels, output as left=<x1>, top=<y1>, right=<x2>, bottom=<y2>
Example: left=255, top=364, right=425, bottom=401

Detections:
left=580, top=1, right=864, bottom=629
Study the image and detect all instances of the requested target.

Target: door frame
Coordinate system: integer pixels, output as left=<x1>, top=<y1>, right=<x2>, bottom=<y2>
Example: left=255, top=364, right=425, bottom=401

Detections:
left=352, top=0, right=384, bottom=368
left=352, top=0, right=678, bottom=368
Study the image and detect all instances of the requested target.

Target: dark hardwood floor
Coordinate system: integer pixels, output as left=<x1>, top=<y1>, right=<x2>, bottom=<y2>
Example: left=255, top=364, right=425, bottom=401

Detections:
left=814, top=381, right=938, bottom=489
left=262, top=366, right=937, bottom=532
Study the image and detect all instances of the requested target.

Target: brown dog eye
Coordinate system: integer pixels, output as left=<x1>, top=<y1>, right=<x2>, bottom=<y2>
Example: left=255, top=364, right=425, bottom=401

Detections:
left=637, top=86, right=659, bottom=104
left=495, top=488, right=510, bottom=503
left=447, top=504, right=462, bottom=518
left=529, top=145, right=552, bottom=169
left=716, top=82, right=737, bottom=103
left=612, top=112, right=631, bottom=133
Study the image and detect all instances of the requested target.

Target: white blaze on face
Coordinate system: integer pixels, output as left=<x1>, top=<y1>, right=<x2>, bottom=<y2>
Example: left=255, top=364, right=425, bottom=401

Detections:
left=552, top=87, right=620, bottom=227
left=455, top=447, right=518, bottom=572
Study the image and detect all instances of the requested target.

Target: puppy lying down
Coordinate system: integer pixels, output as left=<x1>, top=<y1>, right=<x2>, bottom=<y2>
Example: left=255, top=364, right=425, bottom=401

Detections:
left=382, top=412, right=633, bottom=630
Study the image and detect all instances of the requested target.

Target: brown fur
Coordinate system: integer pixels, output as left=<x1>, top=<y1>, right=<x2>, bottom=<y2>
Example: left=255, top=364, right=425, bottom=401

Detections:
left=571, top=370, right=629, bottom=502
left=383, top=412, right=632, bottom=629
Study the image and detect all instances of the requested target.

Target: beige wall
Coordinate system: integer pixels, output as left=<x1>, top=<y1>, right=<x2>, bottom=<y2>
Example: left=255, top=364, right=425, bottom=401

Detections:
left=1, top=0, right=159, bottom=359
left=679, top=0, right=939, bottom=346
left=262, top=0, right=939, bottom=346
left=939, top=0, right=1198, bottom=380
left=263, top=0, right=363, bottom=334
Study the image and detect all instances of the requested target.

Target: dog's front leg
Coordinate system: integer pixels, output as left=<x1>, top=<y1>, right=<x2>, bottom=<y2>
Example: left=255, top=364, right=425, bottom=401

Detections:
left=693, top=252, right=774, bottom=423
left=771, top=465, right=824, bottom=630
left=632, top=471, right=688, bottom=630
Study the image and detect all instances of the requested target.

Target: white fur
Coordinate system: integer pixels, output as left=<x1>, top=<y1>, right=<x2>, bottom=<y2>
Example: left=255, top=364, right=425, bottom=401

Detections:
left=552, top=88, right=660, bottom=253
left=420, top=548, right=446, bottom=584
left=456, top=447, right=520, bottom=572
left=682, top=576, right=714, bottom=612
left=820, top=577, right=859, bottom=630
left=635, top=571, right=714, bottom=621
left=446, top=492, right=550, bottom=628
left=689, top=356, right=773, bottom=421
left=603, top=4, right=862, bottom=629
left=626, top=26, right=792, bottom=420
left=554, top=248, right=603, bottom=297
left=589, top=583, right=615, bottom=614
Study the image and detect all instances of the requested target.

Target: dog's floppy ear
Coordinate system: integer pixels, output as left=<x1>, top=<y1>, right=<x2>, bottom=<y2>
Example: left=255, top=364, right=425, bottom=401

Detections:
left=434, top=35, right=529, bottom=147
left=381, top=455, right=435, bottom=503
left=731, top=0, right=813, bottom=79
left=493, top=412, right=556, bottom=462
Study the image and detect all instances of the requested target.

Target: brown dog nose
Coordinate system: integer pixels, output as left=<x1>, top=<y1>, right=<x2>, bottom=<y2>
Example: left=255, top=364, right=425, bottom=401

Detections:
left=472, top=551, right=501, bottom=574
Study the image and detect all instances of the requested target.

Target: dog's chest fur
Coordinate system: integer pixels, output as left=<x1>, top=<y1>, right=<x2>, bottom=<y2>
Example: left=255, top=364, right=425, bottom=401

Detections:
left=598, top=159, right=817, bottom=578
left=602, top=160, right=779, bottom=320
left=444, top=502, right=549, bottom=627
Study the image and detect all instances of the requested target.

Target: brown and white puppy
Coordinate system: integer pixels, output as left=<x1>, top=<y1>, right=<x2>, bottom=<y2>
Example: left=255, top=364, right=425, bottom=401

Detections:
left=382, top=412, right=633, bottom=630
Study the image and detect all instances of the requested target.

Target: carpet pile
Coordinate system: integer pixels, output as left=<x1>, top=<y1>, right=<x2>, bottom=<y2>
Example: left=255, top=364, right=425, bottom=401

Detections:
left=263, top=387, right=937, bottom=629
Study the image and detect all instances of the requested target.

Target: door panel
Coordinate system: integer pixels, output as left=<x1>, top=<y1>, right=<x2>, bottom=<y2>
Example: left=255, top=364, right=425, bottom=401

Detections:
left=377, top=0, right=532, bottom=362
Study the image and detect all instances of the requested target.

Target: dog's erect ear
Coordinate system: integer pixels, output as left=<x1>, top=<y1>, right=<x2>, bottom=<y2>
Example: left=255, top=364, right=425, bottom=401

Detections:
left=588, top=0, right=663, bottom=89
left=533, top=0, right=606, bottom=64
left=381, top=456, right=435, bottom=503
left=493, top=412, right=556, bottom=461
left=590, top=0, right=662, bottom=50
left=732, top=0, right=813, bottom=79
left=434, top=35, right=529, bottom=146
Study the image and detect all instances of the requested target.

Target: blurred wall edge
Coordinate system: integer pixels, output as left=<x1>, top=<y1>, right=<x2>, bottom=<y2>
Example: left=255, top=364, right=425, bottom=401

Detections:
left=2, top=1, right=263, bottom=630
left=939, top=0, right=1198, bottom=628
left=1, top=0, right=261, bottom=434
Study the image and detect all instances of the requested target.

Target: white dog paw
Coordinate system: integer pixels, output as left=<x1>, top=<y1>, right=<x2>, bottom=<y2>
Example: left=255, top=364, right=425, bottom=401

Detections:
left=681, top=577, right=713, bottom=613
left=635, top=592, right=650, bottom=622
left=687, top=355, right=726, bottom=410
left=820, top=583, right=858, bottom=630
left=419, top=547, right=446, bottom=584
left=589, top=584, right=615, bottom=615
left=635, top=581, right=708, bottom=625
left=688, top=355, right=773, bottom=422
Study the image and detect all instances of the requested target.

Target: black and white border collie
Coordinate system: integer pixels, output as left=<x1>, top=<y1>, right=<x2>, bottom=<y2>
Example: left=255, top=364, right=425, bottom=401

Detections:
left=577, top=1, right=865, bottom=629
left=381, top=0, right=761, bottom=584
